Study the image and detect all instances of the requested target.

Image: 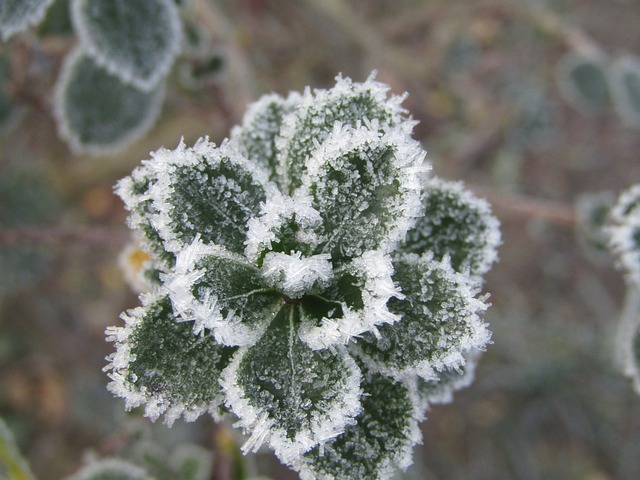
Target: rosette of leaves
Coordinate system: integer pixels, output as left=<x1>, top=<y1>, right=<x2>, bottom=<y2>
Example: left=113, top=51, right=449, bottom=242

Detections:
left=107, top=74, right=500, bottom=480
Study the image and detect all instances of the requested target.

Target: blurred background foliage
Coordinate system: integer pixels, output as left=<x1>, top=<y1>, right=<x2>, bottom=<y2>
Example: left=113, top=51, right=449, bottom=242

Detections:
left=2, top=0, right=640, bottom=478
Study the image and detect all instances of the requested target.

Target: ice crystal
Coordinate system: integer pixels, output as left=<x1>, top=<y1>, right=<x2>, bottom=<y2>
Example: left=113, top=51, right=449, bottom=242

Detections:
left=108, top=73, right=500, bottom=479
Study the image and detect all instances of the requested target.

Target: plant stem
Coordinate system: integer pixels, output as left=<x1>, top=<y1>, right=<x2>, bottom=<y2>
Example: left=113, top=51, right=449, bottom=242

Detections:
left=0, top=226, right=129, bottom=246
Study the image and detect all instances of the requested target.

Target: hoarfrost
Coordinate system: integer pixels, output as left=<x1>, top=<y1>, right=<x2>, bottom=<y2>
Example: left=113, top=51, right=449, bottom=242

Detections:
left=354, top=253, right=490, bottom=380
left=300, top=123, right=426, bottom=259
left=277, top=71, right=412, bottom=192
left=297, top=368, right=421, bottom=480
left=403, top=177, right=501, bottom=279
left=231, top=91, right=302, bottom=184
left=137, top=138, right=271, bottom=255
left=163, top=240, right=280, bottom=346
left=105, top=293, right=235, bottom=425
left=262, top=251, right=333, bottom=299
left=221, top=307, right=363, bottom=466
left=244, top=191, right=324, bottom=264
left=109, top=72, right=500, bottom=480
left=298, top=250, right=404, bottom=350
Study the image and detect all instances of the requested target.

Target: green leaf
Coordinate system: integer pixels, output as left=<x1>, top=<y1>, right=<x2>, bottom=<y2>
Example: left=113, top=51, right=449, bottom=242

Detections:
left=54, top=48, right=164, bottom=155
left=556, top=51, right=610, bottom=113
left=297, top=370, right=420, bottom=480
left=0, top=417, right=36, bottom=480
left=0, top=0, right=54, bottom=41
left=137, top=139, right=271, bottom=255
left=72, top=0, right=182, bottom=90
left=278, top=73, right=410, bottom=193
left=298, top=251, right=402, bottom=350
left=610, top=55, right=640, bottom=128
left=65, top=458, right=153, bottom=480
left=164, top=241, right=281, bottom=346
left=232, top=92, right=301, bottom=184
left=355, top=253, right=490, bottom=381
left=221, top=307, right=363, bottom=466
left=105, top=294, right=236, bottom=425
left=116, top=172, right=175, bottom=269
left=401, top=177, right=500, bottom=278
left=302, top=124, right=424, bottom=260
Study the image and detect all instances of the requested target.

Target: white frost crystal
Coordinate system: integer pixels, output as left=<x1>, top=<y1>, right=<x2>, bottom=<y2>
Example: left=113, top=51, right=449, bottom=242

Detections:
left=108, top=73, right=500, bottom=479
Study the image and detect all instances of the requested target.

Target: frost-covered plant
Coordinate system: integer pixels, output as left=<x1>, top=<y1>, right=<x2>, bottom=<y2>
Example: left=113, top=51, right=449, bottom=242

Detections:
left=106, top=74, right=501, bottom=480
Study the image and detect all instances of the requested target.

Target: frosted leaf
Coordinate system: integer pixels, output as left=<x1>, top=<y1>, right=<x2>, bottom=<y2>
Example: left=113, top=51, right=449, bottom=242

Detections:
left=298, top=250, right=403, bottom=350
left=610, top=55, right=640, bottom=128
left=140, top=139, right=271, bottom=255
left=105, top=294, right=236, bottom=425
left=0, top=0, right=55, bottom=41
left=244, top=191, right=324, bottom=265
left=54, top=47, right=164, bottom=155
left=297, top=369, right=421, bottom=480
left=415, top=349, right=481, bottom=413
left=72, top=0, right=182, bottom=91
left=221, top=307, right=363, bottom=466
left=608, top=184, right=640, bottom=288
left=355, top=253, right=490, bottom=381
left=262, top=251, right=333, bottom=299
left=163, top=241, right=281, bottom=345
left=65, top=458, right=153, bottom=480
left=301, top=123, right=425, bottom=260
left=231, top=91, right=302, bottom=184
left=556, top=51, right=611, bottom=113
left=278, top=72, right=412, bottom=192
left=115, top=164, right=175, bottom=267
left=401, top=177, right=501, bottom=279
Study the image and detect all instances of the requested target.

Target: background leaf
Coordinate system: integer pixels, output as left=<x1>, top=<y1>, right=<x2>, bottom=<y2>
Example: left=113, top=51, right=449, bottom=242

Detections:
left=71, top=0, right=182, bottom=90
left=54, top=48, right=164, bottom=155
left=65, top=458, right=154, bottom=480
left=610, top=55, right=640, bottom=128
left=0, top=0, right=55, bottom=41
left=556, top=51, right=611, bottom=113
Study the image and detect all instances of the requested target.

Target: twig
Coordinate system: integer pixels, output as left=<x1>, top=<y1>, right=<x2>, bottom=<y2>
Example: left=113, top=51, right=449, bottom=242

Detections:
left=472, top=185, right=577, bottom=227
left=0, top=226, right=129, bottom=247
left=195, top=0, right=257, bottom=116
left=513, top=0, right=603, bottom=56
